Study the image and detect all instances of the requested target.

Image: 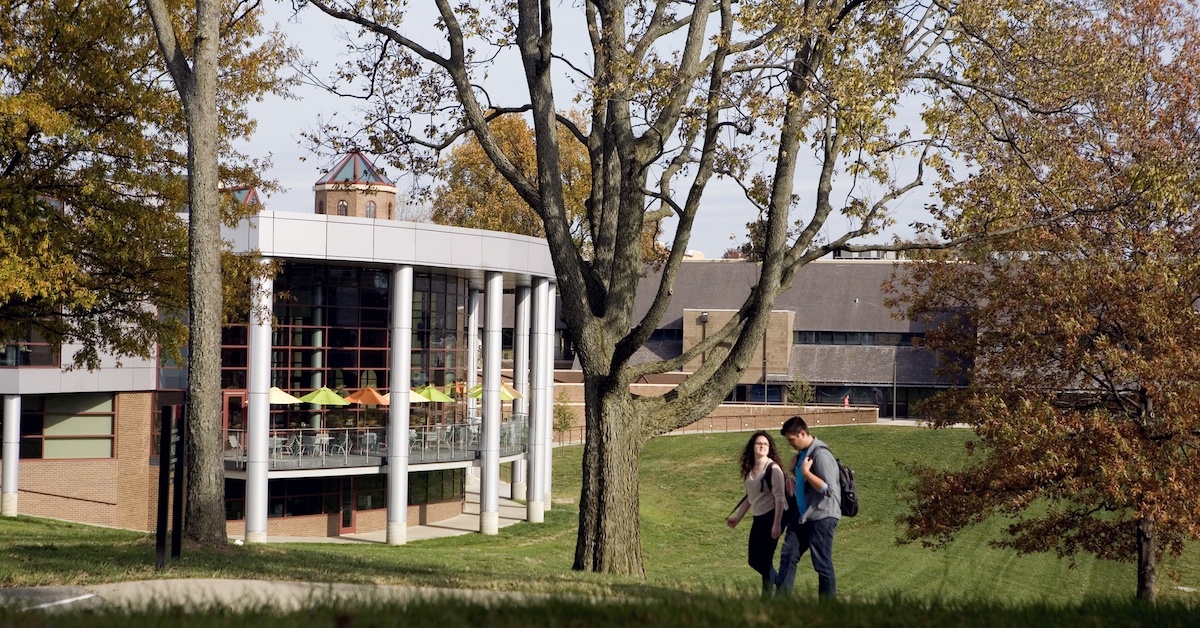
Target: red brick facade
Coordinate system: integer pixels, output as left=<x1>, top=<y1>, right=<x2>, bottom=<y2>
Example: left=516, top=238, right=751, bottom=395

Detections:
left=0, top=392, right=159, bottom=531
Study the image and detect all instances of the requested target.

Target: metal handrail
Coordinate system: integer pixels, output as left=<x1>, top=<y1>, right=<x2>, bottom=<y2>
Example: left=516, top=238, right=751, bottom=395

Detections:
left=224, top=415, right=529, bottom=468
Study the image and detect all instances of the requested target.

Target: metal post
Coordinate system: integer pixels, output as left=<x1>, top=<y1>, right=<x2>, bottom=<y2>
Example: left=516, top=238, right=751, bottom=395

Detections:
left=170, top=405, right=185, bottom=559
left=154, top=405, right=172, bottom=569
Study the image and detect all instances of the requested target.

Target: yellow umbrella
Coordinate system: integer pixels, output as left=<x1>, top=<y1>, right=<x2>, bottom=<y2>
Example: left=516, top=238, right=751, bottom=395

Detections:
left=269, top=387, right=302, bottom=404
left=466, top=382, right=523, bottom=401
left=381, top=390, right=430, bottom=404
left=298, top=386, right=350, bottom=406
left=416, top=384, right=453, bottom=402
left=345, top=387, right=389, bottom=405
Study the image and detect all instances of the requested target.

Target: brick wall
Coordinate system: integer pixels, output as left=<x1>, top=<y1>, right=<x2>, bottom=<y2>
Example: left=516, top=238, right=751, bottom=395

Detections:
left=314, top=186, right=396, bottom=219
left=0, top=392, right=159, bottom=531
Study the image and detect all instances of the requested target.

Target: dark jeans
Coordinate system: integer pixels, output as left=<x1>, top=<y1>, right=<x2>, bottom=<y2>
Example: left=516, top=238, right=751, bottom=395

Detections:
left=748, top=510, right=780, bottom=597
left=775, top=516, right=838, bottom=598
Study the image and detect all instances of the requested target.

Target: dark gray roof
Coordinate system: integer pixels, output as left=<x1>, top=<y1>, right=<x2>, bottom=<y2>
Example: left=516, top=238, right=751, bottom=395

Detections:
left=634, top=259, right=935, bottom=333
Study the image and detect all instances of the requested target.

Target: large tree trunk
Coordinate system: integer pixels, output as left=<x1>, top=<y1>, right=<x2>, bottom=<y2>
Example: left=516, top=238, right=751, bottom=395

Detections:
left=167, top=0, right=226, bottom=546
left=573, top=380, right=645, bottom=575
left=1137, top=516, right=1156, bottom=603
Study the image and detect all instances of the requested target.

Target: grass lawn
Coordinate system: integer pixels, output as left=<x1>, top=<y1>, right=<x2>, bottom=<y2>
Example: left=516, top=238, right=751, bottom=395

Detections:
left=3, top=426, right=1199, bottom=607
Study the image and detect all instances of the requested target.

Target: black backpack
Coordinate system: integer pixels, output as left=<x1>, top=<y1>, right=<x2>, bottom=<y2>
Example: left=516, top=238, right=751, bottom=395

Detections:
left=814, top=444, right=859, bottom=517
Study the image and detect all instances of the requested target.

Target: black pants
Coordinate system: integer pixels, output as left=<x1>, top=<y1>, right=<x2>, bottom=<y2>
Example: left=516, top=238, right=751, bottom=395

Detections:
left=748, top=509, right=780, bottom=597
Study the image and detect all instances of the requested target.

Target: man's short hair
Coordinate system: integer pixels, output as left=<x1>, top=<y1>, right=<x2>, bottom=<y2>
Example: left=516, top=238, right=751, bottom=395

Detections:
left=781, top=416, right=809, bottom=436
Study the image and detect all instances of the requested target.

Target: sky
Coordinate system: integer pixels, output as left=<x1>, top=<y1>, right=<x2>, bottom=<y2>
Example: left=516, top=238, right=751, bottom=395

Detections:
left=240, top=2, right=937, bottom=259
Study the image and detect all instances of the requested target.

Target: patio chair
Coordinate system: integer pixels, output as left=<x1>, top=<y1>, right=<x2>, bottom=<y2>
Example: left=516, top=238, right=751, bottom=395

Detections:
left=329, top=433, right=348, bottom=456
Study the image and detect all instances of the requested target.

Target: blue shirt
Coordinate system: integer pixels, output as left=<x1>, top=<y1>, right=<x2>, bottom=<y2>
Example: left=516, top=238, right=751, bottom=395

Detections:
left=794, top=448, right=808, bottom=513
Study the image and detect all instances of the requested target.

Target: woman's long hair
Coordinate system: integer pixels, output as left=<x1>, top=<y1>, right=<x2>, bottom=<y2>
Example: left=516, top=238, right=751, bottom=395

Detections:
left=739, top=430, right=782, bottom=479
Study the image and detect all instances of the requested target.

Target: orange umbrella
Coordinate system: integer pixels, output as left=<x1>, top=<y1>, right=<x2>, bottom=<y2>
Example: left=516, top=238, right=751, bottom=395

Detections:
left=344, top=387, right=390, bottom=405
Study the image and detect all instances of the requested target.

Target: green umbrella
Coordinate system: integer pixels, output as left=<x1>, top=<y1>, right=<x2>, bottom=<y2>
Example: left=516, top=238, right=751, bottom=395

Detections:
left=298, top=386, right=350, bottom=406
left=416, top=385, right=453, bottom=403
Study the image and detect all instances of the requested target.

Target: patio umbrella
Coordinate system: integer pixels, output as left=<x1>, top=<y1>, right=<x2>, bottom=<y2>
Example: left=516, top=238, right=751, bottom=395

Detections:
left=466, top=382, right=523, bottom=401
left=269, top=387, right=302, bottom=404
left=298, top=386, right=350, bottom=406
left=381, top=390, right=432, bottom=404
left=416, top=384, right=454, bottom=402
left=345, top=387, right=389, bottom=405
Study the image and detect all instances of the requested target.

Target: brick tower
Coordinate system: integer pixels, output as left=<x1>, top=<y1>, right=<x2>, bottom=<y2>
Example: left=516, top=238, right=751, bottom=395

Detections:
left=313, top=151, right=397, bottom=219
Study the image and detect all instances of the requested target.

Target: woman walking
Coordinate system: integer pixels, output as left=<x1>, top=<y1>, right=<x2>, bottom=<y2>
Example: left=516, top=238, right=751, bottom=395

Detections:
left=726, top=430, right=786, bottom=597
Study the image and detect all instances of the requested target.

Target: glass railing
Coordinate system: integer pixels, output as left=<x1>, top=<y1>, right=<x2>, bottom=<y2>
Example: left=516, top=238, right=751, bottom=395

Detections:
left=224, top=413, right=528, bottom=470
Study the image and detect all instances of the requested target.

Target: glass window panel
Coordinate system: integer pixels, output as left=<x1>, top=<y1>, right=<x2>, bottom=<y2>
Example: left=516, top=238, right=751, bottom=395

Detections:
left=221, top=326, right=248, bottom=346
left=361, top=329, right=388, bottom=347
left=44, top=414, right=112, bottom=436
left=360, top=351, right=386, bottom=368
left=20, top=415, right=43, bottom=436
left=19, top=439, right=42, bottom=459
left=221, top=348, right=247, bottom=368
left=46, top=393, right=112, bottom=414
left=221, top=371, right=247, bottom=390
left=329, top=349, right=357, bottom=369
left=330, top=328, right=358, bottom=348
left=43, top=438, right=112, bottom=458
left=334, top=286, right=359, bottom=307
left=362, top=309, right=387, bottom=328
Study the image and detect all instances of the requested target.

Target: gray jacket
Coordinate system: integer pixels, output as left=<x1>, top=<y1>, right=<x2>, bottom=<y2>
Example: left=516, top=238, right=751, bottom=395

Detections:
left=800, top=437, right=841, bottom=523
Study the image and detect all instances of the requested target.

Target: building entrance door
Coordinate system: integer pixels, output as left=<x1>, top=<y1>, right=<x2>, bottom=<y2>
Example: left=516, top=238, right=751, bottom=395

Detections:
left=339, top=477, right=356, bottom=534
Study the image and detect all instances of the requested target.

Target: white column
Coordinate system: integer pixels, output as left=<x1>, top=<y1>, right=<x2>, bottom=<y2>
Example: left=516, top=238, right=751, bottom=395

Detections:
left=387, top=265, right=413, bottom=545
left=2, top=395, right=21, bottom=516
left=480, top=271, right=503, bottom=534
left=511, top=284, right=531, bottom=501
left=526, top=277, right=549, bottom=522
left=544, top=281, right=557, bottom=509
left=245, top=260, right=273, bottom=543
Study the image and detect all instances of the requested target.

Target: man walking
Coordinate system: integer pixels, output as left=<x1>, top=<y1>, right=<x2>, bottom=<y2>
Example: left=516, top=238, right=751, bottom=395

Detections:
left=775, top=416, right=840, bottom=598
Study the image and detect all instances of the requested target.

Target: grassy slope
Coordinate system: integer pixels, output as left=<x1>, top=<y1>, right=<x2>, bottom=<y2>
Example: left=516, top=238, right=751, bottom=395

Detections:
left=2, top=426, right=1198, bottom=605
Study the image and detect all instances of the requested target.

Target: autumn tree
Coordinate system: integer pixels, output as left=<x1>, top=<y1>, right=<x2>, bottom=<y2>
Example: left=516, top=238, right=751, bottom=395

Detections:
left=301, top=0, right=1163, bottom=574
left=144, top=0, right=293, bottom=545
left=893, top=1, right=1200, bottom=602
left=432, top=113, right=589, bottom=239
left=0, top=0, right=197, bottom=365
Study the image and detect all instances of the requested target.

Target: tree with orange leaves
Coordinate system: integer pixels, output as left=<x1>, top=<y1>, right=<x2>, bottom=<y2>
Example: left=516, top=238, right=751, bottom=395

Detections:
left=893, top=0, right=1200, bottom=602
